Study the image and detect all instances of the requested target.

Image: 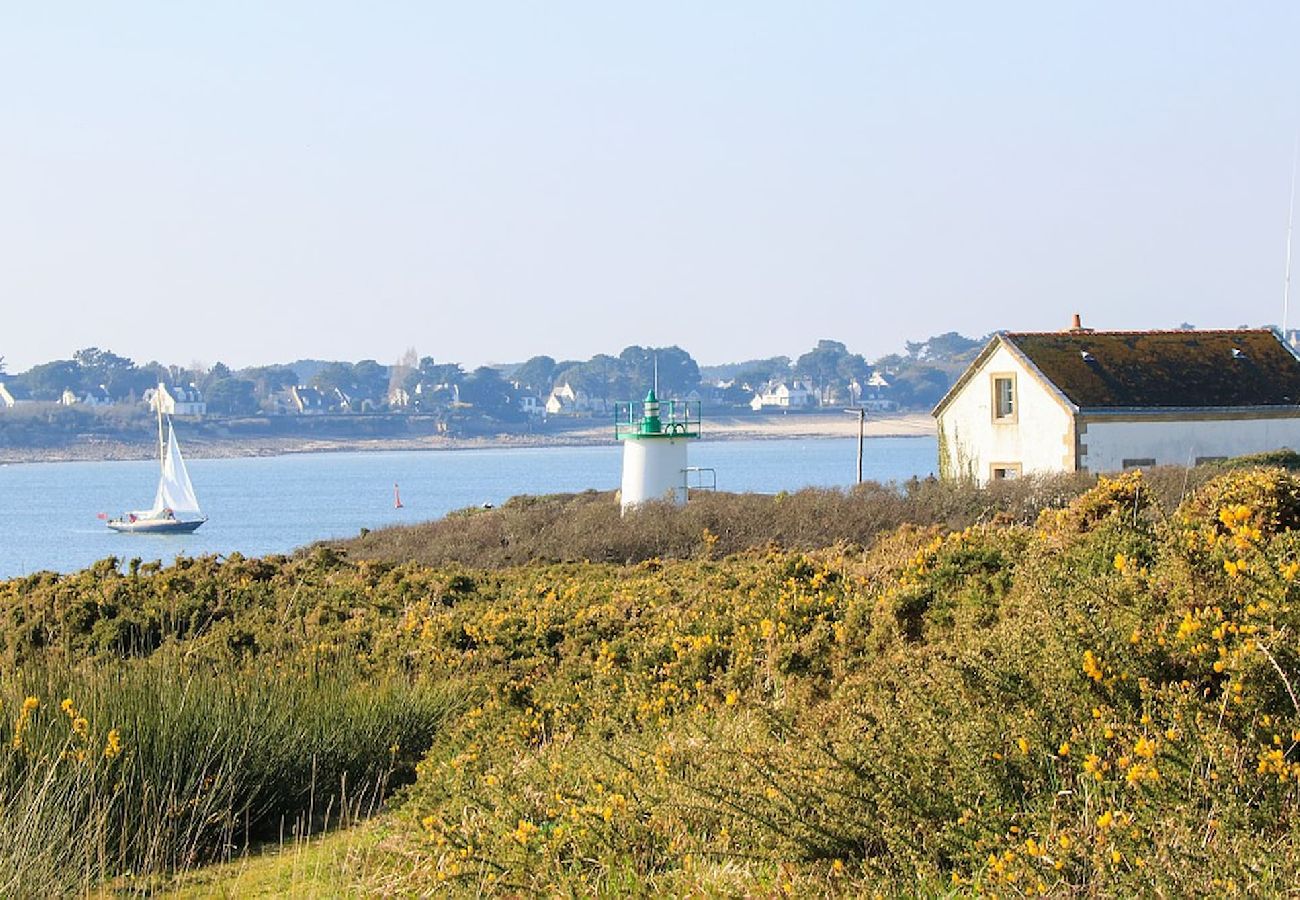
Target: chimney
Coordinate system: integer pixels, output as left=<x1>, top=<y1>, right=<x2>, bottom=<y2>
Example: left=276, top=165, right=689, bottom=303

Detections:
left=1068, top=313, right=1093, bottom=334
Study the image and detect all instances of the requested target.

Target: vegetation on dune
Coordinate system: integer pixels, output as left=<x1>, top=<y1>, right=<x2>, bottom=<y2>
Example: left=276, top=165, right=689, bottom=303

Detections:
left=4, top=462, right=1300, bottom=893
left=333, top=465, right=1218, bottom=569
left=334, top=475, right=1100, bottom=569
left=365, top=467, right=1300, bottom=894
left=0, top=658, right=457, bottom=895
left=0, top=553, right=464, bottom=893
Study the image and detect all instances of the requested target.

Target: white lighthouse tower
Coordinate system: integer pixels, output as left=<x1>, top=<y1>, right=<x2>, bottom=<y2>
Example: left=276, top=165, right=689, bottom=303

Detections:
left=616, top=388, right=701, bottom=512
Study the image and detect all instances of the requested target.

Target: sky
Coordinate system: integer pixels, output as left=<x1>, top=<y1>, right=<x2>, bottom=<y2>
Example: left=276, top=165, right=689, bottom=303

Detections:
left=4, top=2, right=1300, bottom=373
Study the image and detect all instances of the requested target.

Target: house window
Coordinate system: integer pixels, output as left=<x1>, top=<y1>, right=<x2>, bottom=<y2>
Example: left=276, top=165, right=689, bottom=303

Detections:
left=1121, top=458, right=1156, bottom=471
left=991, top=374, right=1016, bottom=422
left=990, top=463, right=1022, bottom=480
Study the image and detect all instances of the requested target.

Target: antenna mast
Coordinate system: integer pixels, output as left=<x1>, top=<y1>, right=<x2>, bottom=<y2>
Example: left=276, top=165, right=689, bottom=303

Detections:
left=1285, top=136, right=1297, bottom=337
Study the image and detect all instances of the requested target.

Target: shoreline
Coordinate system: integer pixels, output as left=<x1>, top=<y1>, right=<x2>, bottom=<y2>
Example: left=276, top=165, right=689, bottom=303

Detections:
left=0, top=411, right=936, bottom=466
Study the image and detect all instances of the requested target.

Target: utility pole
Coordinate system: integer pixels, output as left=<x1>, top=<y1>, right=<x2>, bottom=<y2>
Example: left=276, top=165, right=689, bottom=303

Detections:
left=845, top=406, right=865, bottom=484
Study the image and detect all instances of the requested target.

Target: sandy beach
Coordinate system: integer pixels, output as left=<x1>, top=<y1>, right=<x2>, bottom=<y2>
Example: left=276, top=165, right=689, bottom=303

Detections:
left=0, top=411, right=935, bottom=465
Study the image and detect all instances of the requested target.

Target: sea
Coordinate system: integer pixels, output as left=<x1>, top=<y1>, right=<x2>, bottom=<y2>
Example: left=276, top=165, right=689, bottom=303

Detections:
left=0, top=436, right=937, bottom=580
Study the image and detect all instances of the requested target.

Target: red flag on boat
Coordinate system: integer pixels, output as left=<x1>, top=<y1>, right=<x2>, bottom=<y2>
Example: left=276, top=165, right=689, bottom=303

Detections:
left=394, top=483, right=403, bottom=509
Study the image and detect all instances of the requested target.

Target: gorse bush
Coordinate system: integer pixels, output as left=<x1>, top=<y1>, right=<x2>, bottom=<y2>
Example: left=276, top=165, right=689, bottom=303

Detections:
left=4, top=460, right=1298, bottom=894
left=376, top=467, right=1300, bottom=894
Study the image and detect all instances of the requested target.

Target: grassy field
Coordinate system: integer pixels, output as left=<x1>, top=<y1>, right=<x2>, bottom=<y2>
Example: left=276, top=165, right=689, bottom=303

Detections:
left=4, top=458, right=1300, bottom=893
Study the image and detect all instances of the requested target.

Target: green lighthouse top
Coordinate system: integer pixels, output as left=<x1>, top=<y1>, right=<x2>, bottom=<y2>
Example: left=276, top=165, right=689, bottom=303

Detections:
left=614, top=391, right=701, bottom=440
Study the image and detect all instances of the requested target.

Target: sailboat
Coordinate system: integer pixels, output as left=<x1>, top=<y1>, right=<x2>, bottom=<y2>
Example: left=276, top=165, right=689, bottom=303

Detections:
left=106, top=400, right=207, bottom=534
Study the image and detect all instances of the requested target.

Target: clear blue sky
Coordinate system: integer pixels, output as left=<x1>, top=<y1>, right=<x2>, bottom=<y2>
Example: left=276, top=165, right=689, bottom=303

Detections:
left=3, top=2, right=1299, bottom=372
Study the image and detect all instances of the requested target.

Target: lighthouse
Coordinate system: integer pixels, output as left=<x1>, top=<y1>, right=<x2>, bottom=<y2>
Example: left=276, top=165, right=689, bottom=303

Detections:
left=616, top=389, right=701, bottom=512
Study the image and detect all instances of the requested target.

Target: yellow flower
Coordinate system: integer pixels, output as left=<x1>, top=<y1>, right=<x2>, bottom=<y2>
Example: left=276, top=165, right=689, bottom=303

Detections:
left=103, top=729, right=123, bottom=760
left=1017, top=737, right=1030, bottom=754
left=1058, top=741, right=1070, bottom=757
left=1082, top=650, right=1104, bottom=682
left=22, top=697, right=38, bottom=713
left=1097, top=810, right=1114, bottom=829
left=60, top=698, right=74, bottom=716
left=725, top=691, right=739, bottom=707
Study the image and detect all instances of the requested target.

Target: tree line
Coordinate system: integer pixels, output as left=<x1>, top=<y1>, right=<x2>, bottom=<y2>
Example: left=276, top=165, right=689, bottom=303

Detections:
left=0, top=333, right=987, bottom=417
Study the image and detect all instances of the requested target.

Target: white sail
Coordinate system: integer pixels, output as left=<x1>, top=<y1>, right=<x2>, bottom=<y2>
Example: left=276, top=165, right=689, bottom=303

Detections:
left=148, top=422, right=202, bottom=517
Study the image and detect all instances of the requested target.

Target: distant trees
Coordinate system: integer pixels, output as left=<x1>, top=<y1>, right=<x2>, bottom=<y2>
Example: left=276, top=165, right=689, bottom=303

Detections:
left=794, top=340, right=870, bottom=404
left=511, top=356, right=558, bottom=394
left=731, top=359, right=791, bottom=392
left=74, top=348, right=157, bottom=399
left=310, top=363, right=357, bottom=397
left=204, top=378, right=259, bottom=415
left=902, top=332, right=983, bottom=363
left=388, top=348, right=418, bottom=401
left=9, top=349, right=161, bottom=402
left=2, top=329, right=988, bottom=419
left=22, top=360, right=82, bottom=400
left=618, top=345, right=701, bottom=397
left=240, top=365, right=299, bottom=399
left=459, top=366, right=520, bottom=420
left=198, top=362, right=234, bottom=396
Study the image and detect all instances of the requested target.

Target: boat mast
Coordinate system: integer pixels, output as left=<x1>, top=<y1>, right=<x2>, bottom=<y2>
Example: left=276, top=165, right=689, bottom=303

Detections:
left=157, top=385, right=166, bottom=474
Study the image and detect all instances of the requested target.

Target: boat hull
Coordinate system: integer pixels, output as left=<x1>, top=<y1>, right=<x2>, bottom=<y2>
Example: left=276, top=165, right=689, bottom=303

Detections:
left=106, top=518, right=205, bottom=535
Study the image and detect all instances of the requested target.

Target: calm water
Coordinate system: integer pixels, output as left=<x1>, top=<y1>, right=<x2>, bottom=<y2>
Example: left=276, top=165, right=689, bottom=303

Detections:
left=0, top=436, right=937, bottom=579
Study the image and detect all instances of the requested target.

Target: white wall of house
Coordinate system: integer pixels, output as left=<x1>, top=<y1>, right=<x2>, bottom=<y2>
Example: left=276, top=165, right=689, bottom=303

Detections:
left=936, top=343, right=1074, bottom=483
left=1080, top=416, right=1300, bottom=471
left=750, top=383, right=813, bottom=410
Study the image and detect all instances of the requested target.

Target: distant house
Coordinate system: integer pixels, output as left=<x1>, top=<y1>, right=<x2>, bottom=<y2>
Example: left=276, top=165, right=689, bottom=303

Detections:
left=860, top=371, right=897, bottom=412
left=332, top=388, right=354, bottom=412
left=545, top=382, right=606, bottom=415
left=750, top=382, right=815, bottom=411
left=60, top=388, right=80, bottom=407
left=0, top=382, right=31, bottom=409
left=388, top=386, right=412, bottom=408
left=290, top=385, right=327, bottom=415
left=545, top=382, right=579, bottom=415
left=153, top=383, right=206, bottom=416
left=519, top=394, right=544, bottom=417
left=934, top=318, right=1300, bottom=484
left=402, top=381, right=459, bottom=411
left=81, top=385, right=114, bottom=407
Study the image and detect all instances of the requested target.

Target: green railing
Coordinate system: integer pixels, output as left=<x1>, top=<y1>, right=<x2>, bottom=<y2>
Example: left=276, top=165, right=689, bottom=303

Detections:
left=614, top=399, right=702, bottom=439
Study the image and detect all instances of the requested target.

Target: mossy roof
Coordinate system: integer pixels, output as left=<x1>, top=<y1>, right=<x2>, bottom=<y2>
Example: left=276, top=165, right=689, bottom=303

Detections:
left=1004, top=329, right=1300, bottom=409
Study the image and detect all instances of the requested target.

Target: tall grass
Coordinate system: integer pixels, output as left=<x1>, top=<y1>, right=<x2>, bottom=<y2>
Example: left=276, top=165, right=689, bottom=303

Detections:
left=0, top=656, right=460, bottom=894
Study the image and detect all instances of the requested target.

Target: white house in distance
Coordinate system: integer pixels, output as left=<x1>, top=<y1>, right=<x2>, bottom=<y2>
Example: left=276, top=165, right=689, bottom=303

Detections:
left=152, top=383, right=206, bottom=416
left=933, top=317, right=1300, bottom=484
left=750, top=381, right=815, bottom=411
left=545, top=382, right=607, bottom=416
